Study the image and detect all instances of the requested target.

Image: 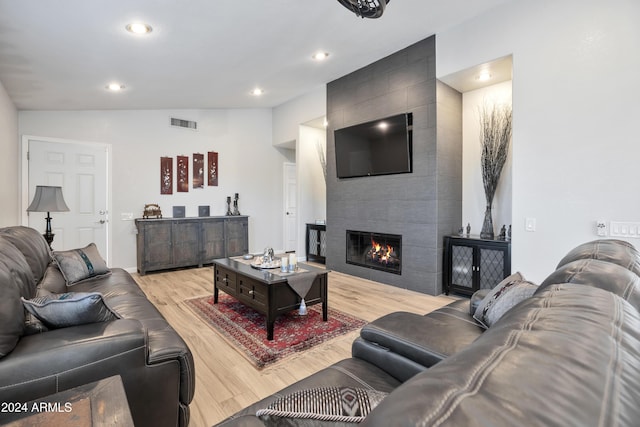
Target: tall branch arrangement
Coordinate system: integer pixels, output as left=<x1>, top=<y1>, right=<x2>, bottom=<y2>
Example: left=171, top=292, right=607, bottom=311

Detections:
left=479, top=103, right=512, bottom=206
left=316, top=140, right=327, bottom=183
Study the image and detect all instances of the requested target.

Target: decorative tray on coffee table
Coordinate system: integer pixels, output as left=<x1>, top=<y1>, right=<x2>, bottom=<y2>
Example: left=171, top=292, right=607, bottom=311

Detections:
left=250, top=259, right=282, bottom=270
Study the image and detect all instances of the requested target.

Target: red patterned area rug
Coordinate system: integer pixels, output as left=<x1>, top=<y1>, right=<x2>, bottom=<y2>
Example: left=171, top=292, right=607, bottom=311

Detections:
left=185, top=294, right=367, bottom=369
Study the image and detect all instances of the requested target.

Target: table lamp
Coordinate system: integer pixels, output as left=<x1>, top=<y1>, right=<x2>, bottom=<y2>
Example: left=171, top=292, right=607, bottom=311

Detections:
left=27, top=185, right=70, bottom=249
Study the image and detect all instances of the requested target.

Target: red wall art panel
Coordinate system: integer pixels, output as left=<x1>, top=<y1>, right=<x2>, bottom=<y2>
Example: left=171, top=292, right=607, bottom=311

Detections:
left=193, top=153, right=204, bottom=189
left=160, top=157, right=173, bottom=195
left=208, top=151, right=219, bottom=186
left=177, top=155, right=189, bottom=192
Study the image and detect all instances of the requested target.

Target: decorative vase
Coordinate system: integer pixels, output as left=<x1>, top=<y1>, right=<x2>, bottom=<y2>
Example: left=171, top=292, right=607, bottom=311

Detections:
left=480, top=204, right=494, bottom=239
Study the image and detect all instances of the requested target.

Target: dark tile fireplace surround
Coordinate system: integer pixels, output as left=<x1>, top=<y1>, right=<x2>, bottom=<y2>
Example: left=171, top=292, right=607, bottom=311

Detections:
left=325, top=35, right=462, bottom=296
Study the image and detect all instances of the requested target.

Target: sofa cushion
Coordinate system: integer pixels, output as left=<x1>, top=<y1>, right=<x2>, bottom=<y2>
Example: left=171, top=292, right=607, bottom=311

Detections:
left=538, top=258, right=640, bottom=311
left=0, top=226, right=52, bottom=285
left=217, top=358, right=401, bottom=425
left=0, top=238, right=37, bottom=358
left=53, top=243, right=111, bottom=285
left=473, top=272, right=537, bottom=328
left=37, top=265, right=67, bottom=295
left=21, top=292, right=120, bottom=329
left=556, top=239, right=640, bottom=276
left=255, top=387, right=387, bottom=425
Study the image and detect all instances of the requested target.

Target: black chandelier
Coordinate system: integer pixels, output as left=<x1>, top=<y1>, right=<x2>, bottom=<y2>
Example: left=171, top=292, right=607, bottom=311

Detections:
left=337, top=0, right=389, bottom=19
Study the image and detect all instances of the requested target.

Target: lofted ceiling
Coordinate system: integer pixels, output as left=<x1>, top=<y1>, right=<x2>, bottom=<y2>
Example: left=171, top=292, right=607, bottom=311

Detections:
left=0, top=0, right=513, bottom=111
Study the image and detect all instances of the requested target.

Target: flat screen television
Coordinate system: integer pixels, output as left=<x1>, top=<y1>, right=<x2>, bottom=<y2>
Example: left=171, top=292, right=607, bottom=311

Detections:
left=334, top=112, right=413, bottom=179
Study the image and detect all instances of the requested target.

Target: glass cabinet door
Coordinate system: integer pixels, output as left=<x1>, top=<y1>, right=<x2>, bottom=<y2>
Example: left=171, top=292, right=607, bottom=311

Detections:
left=451, top=244, right=474, bottom=291
left=478, top=247, right=506, bottom=289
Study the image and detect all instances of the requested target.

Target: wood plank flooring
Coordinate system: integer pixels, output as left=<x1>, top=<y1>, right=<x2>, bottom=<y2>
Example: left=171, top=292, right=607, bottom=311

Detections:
left=133, top=265, right=455, bottom=427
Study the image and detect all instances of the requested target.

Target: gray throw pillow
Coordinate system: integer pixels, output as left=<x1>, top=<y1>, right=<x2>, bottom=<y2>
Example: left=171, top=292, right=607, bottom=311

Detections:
left=473, top=272, right=537, bottom=328
left=256, top=387, right=387, bottom=425
left=53, top=243, right=111, bottom=285
left=21, top=292, right=120, bottom=329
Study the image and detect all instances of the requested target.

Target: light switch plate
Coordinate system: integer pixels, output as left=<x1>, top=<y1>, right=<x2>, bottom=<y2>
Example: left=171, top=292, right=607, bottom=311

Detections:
left=525, top=217, right=536, bottom=232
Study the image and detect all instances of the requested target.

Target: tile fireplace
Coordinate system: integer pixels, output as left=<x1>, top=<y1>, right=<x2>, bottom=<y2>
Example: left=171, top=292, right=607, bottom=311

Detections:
left=346, top=230, right=402, bottom=275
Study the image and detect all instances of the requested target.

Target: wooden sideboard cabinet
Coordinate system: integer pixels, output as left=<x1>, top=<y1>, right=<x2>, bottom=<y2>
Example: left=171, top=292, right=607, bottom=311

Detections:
left=135, top=216, right=248, bottom=275
left=306, top=223, right=327, bottom=264
left=443, top=235, right=511, bottom=297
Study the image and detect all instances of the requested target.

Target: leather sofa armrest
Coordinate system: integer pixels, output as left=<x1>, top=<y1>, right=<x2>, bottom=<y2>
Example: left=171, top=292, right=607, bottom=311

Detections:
left=147, top=328, right=196, bottom=405
left=352, top=337, right=428, bottom=382
left=358, top=312, right=450, bottom=370
left=357, top=309, right=485, bottom=375
left=0, top=319, right=147, bottom=403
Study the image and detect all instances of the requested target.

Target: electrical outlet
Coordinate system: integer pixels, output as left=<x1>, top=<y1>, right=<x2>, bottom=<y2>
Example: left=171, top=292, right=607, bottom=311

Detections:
left=596, top=220, right=607, bottom=236
left=120, top=212, right=134, bottom=221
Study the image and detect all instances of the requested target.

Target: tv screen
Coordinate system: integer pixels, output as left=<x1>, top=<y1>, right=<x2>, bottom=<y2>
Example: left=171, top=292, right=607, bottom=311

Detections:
left=334, top=113, right=412, bottom=179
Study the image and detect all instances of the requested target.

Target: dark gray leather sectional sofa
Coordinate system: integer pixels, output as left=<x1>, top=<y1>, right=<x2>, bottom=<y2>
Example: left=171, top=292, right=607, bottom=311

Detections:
left=216, top=239, right=640, bottom=426
left=0, top=226, right=195, bottom=427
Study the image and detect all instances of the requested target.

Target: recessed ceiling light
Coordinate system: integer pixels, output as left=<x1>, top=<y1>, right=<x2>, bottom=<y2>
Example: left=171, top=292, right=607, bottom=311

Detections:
left=477, top=71, right=492, bottom=81
left=126, top=22, right=152, bottom=35
left=106, top=83, right=125, bottom=91
left=312, top=52, right=330, bottom=61
left=251, top=88, right=264, bottom=96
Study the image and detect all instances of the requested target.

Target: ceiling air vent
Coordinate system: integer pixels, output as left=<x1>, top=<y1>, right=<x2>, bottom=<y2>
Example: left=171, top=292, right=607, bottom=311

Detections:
left=170, top=117, right=197, bottom=130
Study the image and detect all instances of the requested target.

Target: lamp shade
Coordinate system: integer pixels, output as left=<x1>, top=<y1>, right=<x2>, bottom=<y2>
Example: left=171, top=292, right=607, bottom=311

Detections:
left=27, top=186, right=70, bottom=212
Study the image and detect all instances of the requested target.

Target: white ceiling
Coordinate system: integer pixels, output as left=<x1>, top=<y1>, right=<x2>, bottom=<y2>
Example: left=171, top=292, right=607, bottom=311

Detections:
left=0, top=0, right=513, bottom=111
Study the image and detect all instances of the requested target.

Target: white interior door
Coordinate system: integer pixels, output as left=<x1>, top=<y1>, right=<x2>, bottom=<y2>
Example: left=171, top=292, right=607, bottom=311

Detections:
left=283, top=162, right=297, bottom=253
left=26, top=137, right=109, bottom=261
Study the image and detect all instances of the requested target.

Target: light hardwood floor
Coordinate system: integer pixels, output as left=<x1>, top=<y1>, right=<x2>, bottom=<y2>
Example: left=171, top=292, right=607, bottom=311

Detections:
left=133, top=265, right=455, bottom=427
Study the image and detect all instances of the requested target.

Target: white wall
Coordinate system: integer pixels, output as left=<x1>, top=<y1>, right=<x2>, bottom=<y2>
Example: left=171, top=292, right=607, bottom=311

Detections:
left=272, top=86, right=326, bottom=146
left=0, top=80, right=18, bottom=226
left=438, top=0, right=640, bottom=282
left=297, top=125, right=327, bottom=257
left=19, top=109, right=288, bottom=270
left=272, top=87, right=327, bottom=260
left=462, top=81, right=512, bottom=236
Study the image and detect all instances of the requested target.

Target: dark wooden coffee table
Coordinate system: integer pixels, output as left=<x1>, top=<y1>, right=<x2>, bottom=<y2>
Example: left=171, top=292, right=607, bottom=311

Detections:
left=213, top=258, right=328, bottom=340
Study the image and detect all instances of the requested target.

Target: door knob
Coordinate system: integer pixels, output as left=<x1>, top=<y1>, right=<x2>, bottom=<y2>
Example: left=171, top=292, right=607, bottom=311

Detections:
left=98, top=219, right=106, bottom=224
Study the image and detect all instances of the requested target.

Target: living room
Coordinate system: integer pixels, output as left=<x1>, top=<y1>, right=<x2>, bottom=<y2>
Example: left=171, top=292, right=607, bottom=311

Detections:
left=1, top=0, right=638, bottom=285
left=1, top=0, right=639, bottom=426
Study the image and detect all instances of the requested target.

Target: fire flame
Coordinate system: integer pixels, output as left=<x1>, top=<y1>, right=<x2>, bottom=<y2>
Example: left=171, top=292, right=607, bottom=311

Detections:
left=370, top=238, right=394, bottom=264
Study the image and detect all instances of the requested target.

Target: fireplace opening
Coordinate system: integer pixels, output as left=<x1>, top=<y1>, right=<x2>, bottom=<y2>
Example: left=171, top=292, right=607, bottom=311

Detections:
left=346, top=230, right=401, bottom=274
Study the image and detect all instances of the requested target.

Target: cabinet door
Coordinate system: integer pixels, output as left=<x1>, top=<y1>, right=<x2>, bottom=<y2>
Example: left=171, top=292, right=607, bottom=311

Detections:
left=308, top=227, right=320, bottom=256
left=201, top=219, right=226, bottom=262
left=319, top=229, right=327, bottom=257
left=478, top=246, right=509, bottom=290
left=173, top=221, right=200, bottom=266
left=226, top=218, right=248, bottom=256
left=144, top=222, right=173, bottom=269
left=306, top=225, right=327, bottom=263
left=450, top=244, right=474, bottom=293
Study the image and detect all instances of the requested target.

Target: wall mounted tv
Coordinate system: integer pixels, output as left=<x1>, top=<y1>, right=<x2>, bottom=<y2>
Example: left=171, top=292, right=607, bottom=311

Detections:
left=334, top=112, right=413, bottom=179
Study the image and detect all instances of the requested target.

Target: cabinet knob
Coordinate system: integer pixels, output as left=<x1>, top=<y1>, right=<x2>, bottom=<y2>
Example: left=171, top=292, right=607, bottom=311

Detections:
left=249, top=290, right=255, bottom=295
